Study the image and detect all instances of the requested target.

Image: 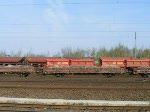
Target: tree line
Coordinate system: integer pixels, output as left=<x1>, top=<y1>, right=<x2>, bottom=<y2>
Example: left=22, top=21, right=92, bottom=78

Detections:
left=0, top=44, right=150, bottom=59
left=54, top=44, right=150, bottom=59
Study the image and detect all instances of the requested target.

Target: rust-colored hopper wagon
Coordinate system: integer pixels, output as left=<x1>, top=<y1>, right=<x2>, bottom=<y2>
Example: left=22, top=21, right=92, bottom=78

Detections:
left=99, top=58, right=127, bottom=77
left=0, top=57, right=34, bottom=77
left=26, top=57, right=60, bottom=67
left=43, top=58, right=70, bottom=76
left=69, top=58, right=96, bottom=75
left=126, top=59, right=150, bottom=77
left=0, top=57, right=23, bottom=65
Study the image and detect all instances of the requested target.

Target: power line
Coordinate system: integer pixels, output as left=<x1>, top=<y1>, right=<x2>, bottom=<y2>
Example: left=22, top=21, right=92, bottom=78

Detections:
left=0, top=4, right=49, bottom=6
left=0, top=2, right=150, bottom=6
left=0, top=31, right=150, bottom=33
left=1, top=23, right=150, bottom=25
left=0, top=36, right=125, bottom=38
left=62, top=2, right=150, bottom=4
left=0, top=36, right=149, bottom=38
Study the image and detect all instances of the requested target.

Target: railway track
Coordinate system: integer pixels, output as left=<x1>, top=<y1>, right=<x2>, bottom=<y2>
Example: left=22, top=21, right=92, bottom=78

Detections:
left=0, top=85, right=149, bottom=90
left=0, top=110, right=35, bottom=112
left=0, top=104, right=149, bottom=111
left=0, top=80, right=149, bottom=83
left=0, top=73, right=145, bottom=78
left=0, top=98, right=149, bottom=111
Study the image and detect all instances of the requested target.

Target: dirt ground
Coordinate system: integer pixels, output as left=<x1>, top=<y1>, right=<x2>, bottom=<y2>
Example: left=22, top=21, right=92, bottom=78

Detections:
left=0, top=74, right=149, bottom=101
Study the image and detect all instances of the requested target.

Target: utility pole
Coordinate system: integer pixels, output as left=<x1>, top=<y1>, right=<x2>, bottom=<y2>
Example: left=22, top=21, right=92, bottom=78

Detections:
left=134, top=32, right=137, bottom=58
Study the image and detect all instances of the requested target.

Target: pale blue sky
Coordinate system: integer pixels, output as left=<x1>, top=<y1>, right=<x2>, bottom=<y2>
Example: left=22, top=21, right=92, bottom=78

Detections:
left=0, top=0, right=150, bottom=55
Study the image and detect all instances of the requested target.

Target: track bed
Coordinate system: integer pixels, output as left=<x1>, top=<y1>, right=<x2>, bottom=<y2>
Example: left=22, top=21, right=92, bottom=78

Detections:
left=0, top=74, right=149, bottom=101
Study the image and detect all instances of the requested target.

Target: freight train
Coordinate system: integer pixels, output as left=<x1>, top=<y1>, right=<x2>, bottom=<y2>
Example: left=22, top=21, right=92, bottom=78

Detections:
left=0, top=57, right=149, bottom=77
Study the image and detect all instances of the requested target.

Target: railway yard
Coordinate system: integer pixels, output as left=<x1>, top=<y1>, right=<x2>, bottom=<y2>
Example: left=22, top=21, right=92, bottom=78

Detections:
left=1, top=0, right=150, bottom=111
left=0, top=74, right=149, bottom=111
left=0, top=57, right=149, bottom=111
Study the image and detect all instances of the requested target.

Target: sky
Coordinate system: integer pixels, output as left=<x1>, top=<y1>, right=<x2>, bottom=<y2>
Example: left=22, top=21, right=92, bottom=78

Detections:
left=0, top=0, right=150, bottom=55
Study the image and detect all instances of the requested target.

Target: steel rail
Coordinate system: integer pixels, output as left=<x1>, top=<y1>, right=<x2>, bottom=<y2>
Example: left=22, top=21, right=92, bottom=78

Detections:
left=0, top=110, right=35, bottom=112
left=0, top=85, right=149, bottom=90
left=0, top=103, right=150, bottom=110
left=0, top=80, right=149, bottom=83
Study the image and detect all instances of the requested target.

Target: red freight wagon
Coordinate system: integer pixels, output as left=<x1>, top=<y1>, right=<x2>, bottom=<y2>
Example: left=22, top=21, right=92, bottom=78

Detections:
left=100, top=59, right=126, bottom=67
left=70, top=59, right=95, bottom=67
left=26, top=57, right=59, bottom=67
left=0, top=57, right=23, bottom=65
left=27, top=57, right=46, bottom=63
left=126, top=60, right=150, bottom=67
left=47, top=59, right=70, bottom=67
left=26, top=57, right=59, bottom=63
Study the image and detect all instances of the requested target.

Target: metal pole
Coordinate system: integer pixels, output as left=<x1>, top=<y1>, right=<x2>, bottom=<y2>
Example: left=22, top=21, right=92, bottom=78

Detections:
left=134, top=32, right=136, bottom=58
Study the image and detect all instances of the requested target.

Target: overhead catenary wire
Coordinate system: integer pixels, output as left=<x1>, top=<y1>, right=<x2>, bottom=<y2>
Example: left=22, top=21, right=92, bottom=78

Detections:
left=62, top=2, right=150, bottom=4
left=0, top=23, right=150, bottom=25
left=0, top=2, right=150, bottom=6
left=0, top=36, right=150, bottom=38
left=0, top=31, right=150, bottom=33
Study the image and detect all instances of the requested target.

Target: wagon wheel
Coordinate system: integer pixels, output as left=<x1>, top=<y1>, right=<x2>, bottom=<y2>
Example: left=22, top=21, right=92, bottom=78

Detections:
left=19, top=73, right=23, bottom=77
left=24, top=73, right=29, bottom=77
